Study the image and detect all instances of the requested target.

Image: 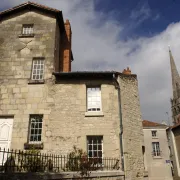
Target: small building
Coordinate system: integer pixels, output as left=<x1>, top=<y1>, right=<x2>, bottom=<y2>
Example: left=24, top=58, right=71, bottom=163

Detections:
left=143, top=120, right=173, bottom=180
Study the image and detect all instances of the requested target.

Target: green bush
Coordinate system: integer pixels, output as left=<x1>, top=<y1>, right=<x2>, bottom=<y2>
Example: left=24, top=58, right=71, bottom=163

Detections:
left=66, top=146, right=99, bottom=177
left=18, top=148, right=46, bottom=172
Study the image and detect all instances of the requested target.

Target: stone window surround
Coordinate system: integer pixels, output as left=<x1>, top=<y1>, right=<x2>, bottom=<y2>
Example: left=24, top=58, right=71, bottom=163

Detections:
left=85, top=84, right=104, bottom=117
left=18, top=24, right=35, bottom=38
left=22, top=24, right=33, bottom=34
left=29, top=115, right=43, bottom=142
left=152, top=142, right=161, bottom=157
left=87, top=87, right=102, bottom=111
left=28, top=57, right=45, bottom=84
left=87, top=136, right=103, bottom=161
left=31, top=58, right=45, bottom=81
left=151, top=130, right=158, bottom=139
left=24, top=114, right=44, bottom=150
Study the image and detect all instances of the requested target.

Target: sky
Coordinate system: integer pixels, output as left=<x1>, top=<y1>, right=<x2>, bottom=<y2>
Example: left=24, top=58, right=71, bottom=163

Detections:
left=1, top=0, right=180, bottom=124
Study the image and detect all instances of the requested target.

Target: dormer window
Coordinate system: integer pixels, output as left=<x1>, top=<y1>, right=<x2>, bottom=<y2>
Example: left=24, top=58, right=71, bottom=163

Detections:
left=22, top=24, right=34, bottom=35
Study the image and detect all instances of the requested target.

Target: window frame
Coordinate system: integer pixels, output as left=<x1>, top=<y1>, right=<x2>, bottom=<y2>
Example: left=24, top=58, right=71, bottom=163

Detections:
left=31, top=58, right=45, bottom=81
left=22, top=24, right=34, bottom=35
left=28, top=115, right=43, bottom=144
left=152, top=142, right=161, bottom=157
left=87, top=136, right=103, bottom=162
left=86, top=86, right=102, bottom=112
left=151, top=130, right=157, bottom=138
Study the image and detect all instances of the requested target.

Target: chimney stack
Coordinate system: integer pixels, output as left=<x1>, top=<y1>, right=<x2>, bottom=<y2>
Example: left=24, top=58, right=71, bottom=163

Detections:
left=62, top=19, right=72, bottom=72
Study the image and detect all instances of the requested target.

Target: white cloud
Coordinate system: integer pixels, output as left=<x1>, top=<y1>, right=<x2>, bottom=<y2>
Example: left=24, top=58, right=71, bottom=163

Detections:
left=1, top=0, right=180, bottom=123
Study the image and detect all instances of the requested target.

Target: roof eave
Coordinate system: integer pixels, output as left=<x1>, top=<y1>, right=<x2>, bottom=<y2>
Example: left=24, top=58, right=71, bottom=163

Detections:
left=52, top=72, right=137, bottom=79
left=0, top=2, right=65, bottom=33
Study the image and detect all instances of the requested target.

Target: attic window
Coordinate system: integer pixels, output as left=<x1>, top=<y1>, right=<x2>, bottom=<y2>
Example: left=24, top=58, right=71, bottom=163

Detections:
left=22, top=24, right=34, bottom=35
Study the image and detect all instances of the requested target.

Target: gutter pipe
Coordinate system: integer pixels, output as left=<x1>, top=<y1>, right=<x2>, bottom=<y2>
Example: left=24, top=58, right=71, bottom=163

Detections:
left=113, top=73, right=124, bottom=171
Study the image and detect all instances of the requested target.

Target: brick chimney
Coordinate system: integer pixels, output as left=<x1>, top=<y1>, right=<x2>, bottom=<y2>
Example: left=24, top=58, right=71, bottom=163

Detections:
left=62, top=19, right=72, bottom=72
left=122, top=67, right=131, bottom=75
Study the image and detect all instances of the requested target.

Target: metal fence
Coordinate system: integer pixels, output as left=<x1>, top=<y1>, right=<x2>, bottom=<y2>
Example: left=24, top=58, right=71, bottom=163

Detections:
left=0, top=148, right=120, bottom=173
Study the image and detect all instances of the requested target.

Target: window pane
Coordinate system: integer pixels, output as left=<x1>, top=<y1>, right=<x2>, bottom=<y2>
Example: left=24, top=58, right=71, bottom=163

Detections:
left=98, top=145, right=102, bottom=150
left=89, top=151, right=92, bottom=157
left=29, top=115, right=43, bottom=142
left=38, top=135, right=41, bottom=141
left=93, top=145, right=97, bottom=150
left=87, top=136, right=103, bottom=160
left=31, top=60, right=44, bottom=80
left=87, top=87, right=101, bottom=111
left=98, top=151, right=102, bottom=157
left=94, top=151, right=97, bottom=157
left=152, top=131, right=157, bottom=137
left=22, top=25, right=33, bottom=35
left=152, top=142, right=160, bottom=156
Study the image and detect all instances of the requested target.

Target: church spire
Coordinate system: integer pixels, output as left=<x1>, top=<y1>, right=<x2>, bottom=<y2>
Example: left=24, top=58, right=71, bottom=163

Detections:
left=169, top=47, right=180, bottom=99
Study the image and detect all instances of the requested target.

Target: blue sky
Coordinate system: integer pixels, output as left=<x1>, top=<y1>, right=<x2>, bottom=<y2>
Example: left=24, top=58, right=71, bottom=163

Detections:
left=1, top=0, right=180, bottom=123
left=95, top=0, right=179, bottom=39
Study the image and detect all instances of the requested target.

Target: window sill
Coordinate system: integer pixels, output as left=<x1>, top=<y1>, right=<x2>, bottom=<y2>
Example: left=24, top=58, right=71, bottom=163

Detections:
left=85, top=111, right=104, bottom=117
left=152, top=156, right=162, bottom=159
left=18, top=34, right=35, bottom=38
left=24, top=142, right=43, bottom=150
left=152, top=137, right=158, bottom=139
left=28, top=79, right=45, bottom=84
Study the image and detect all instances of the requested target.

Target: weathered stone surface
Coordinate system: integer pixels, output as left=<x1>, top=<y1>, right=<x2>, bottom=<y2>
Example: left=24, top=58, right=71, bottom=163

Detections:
left=0, top=171, right=125, bottom=180
left=0, top=7, right=144, bottom=180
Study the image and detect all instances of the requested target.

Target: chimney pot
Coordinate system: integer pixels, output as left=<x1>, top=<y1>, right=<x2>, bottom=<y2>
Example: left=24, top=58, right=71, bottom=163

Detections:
left=122, top=67, right=131, bottom=75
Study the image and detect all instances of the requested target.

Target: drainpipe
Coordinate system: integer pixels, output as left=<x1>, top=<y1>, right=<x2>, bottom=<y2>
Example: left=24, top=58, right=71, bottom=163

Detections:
left=113, top=73, right=124, bottom=171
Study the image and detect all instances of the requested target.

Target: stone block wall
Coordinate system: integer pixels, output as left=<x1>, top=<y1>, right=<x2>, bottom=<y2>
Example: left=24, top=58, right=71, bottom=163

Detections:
left=0, top=10, right=56, bottom=80
left=0, top=75, right=145, bottom=180
left=0, top=7, right=144, bottom=180
left=0, top=79, right=121, bottom=160
left=119, top=76, right=144, bottom=180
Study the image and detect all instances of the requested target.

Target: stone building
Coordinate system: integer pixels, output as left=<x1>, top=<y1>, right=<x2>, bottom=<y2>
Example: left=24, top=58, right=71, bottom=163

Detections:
left=168, top=49, right=180, bottom=180
left=0, top=2, right=145, bottom=179
left=143, top=120, right=173, bottom=180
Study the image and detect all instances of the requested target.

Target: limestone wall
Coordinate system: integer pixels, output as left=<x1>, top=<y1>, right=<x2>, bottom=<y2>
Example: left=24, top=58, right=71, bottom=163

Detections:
left=0, top=10, right=56, bottom=80
left=0, top=9, right=144, bottom=180
left=119, top=76, right=144, bottom=180
left=0, top=79, right=121, bottom=159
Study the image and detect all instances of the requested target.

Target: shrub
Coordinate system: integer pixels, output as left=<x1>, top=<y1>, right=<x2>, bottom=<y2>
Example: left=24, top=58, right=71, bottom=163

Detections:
left=17, top=147, right=46, bottom=172
left=4, top=156, right=16, bottom=172
left=66, top=146, right=99, bottom=177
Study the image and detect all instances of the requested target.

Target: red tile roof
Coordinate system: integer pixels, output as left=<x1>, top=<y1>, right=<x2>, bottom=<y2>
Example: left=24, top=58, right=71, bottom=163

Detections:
left=142, top=120, right=167, bottom=127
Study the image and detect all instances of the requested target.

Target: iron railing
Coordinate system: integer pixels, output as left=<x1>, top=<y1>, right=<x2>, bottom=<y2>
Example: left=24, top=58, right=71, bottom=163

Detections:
left=151, top=150, right=162, bottom=157
left=0, top=148, right=120, bottom=173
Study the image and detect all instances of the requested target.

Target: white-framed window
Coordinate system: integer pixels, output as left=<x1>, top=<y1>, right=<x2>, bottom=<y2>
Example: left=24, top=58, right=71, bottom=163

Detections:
left=87, top=87, right=102, bottom=112
left=22, top=24, right=34, bottom=35
left=29, top=115, right=43, bottom=143
left=87, top=136, right=103, bottom=162
left=152, top=130, right=157, bottom=137
left=152, top=142, right=161, bottom=156
left=31, top=59, right=44, bottom=80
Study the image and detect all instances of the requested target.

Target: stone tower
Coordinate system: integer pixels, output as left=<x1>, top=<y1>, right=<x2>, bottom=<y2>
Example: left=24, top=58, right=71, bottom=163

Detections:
left=169, top=49, right=180, bottom=124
